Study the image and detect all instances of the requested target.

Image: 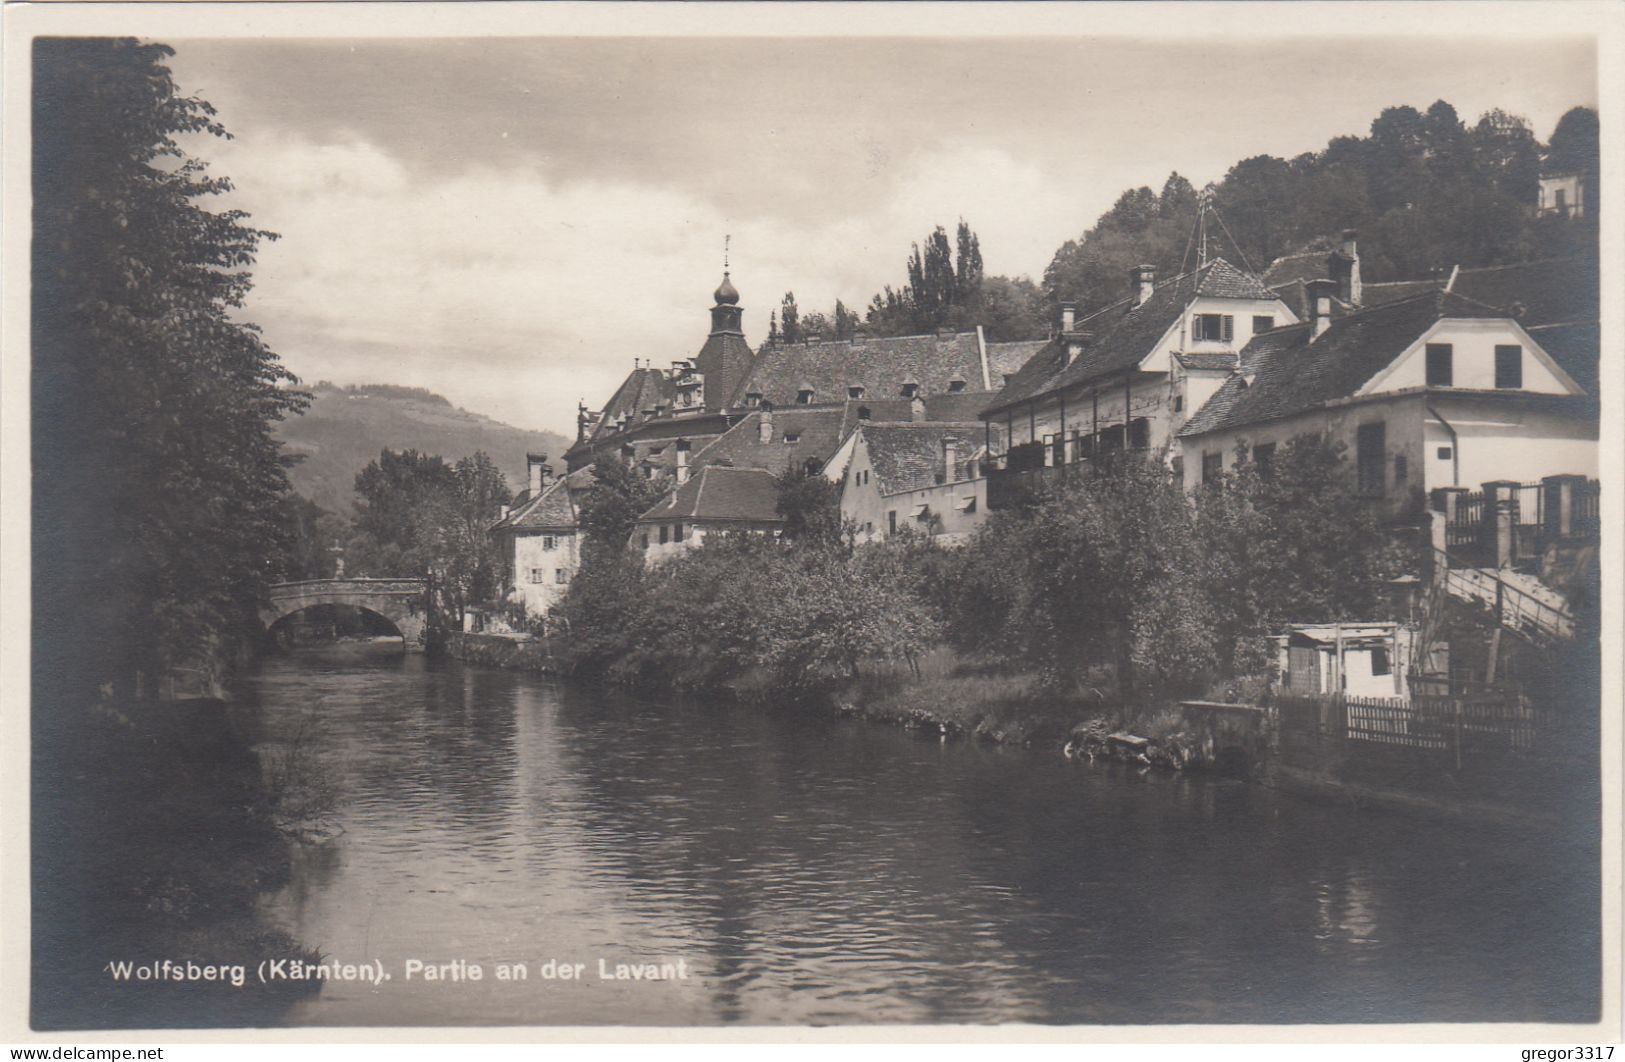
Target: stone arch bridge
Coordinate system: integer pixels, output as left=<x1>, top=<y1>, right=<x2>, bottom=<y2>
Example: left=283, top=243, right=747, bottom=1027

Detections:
left=262, top=578, right=430, bottom=651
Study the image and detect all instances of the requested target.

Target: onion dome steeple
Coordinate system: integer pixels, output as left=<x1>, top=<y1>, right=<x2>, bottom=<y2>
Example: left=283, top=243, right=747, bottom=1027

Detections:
left=713, top=272, right=740, bottom=306
left=709, top=236, right=744, bottom=336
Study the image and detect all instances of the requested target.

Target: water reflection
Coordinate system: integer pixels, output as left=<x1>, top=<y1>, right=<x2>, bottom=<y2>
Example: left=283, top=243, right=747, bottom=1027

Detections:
left=241, top=654, right=1598, bottom=1026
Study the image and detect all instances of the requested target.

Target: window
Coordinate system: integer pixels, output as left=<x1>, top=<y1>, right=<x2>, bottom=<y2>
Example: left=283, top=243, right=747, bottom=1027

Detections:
left=1252, top=315, right=1275, bottom=334
left=542, top=535, right=557, bottom=550
left=1394, top=454, right=1408, bottom=487
left=675, top=522, right=684, bottom=541
left=1495, top=345, right=1523, bottom=389
left=796, top=389, right=814, bottom=405
left=639, top=532, right=649, bottom=550
left=529, top=568, right=546, bottom=584
left=555, top=569, right=570, bottom=585
left=1437, top=446, right=1453, bottom=460
left=1202, top=452, right=1223, bottom=485
left=1173, top=395, right=1184, bottom=413
left=1356, top=421, right=1386, bottom=496
left=1370, top=646, right=1391, bottom=677
left=1252, top=442, right=1276, bottom=475
left=1194, top=314, right=1233, bottom=342
left=948, top=379, right=967, bottom=394
left=783, top=432, right=800, bottom=444
left=901, top=382, right=920, bottom=399
left=1128, top=418, right=1150, bottom=450
left=1425, top=343, right=1453, bottom=387
left=888, top=511, right=897, bottom=534
left=848, top=386, right=865, bottom=400
left=1555, top=187, right=1567, bottom=212
left=659, top=524, right=669, bottom=545
left=1170, top=455, right=1183, bottom=480
left=745, top=392, right=762, bottom=408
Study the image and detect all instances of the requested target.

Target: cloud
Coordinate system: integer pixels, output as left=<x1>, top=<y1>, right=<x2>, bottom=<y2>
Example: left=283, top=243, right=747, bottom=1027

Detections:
left=202, top=130, right=1109, bottom=436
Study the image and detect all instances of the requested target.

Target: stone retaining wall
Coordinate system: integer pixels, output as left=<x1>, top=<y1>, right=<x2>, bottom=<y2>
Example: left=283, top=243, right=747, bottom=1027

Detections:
left=441, top=631, right=562, bottom=674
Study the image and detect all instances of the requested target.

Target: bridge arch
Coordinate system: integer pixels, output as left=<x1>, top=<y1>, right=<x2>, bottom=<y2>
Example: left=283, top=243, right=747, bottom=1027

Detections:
left=262, top=578, right=430, bottom=651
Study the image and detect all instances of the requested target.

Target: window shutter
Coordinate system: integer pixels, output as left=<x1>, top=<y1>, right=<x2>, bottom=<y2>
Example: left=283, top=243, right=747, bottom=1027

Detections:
left=1222, top=316, right=1234, bottom=342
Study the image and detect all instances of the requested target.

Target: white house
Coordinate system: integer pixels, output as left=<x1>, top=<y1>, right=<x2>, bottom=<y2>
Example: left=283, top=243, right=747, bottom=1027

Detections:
left=981, top=258, right=1298, bottom=481
left=490, top=455, right=593, bottom=619
left=1177, top=281, right=1596, bottom=514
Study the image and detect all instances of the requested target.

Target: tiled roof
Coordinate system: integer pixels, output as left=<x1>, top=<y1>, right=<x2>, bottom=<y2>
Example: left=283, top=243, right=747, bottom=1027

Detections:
left=1179, top=290, right=1510, bottom=439
left=1175, top=353, right=1239, bottom=372
left=1260, top=248, right=1336, bottom=290
left=986, top=339, right=1048, bottom=384
left=689, top=406, right=855, bottom=476
left=983, top=258, right=1276, bottom=416
left=1524, top=321, right=1599, bottom=395
left=1266, top=250, right=1597, bottom=332
left=584, top=367, right=676, bottom=447
left=731, top=332, right=985, bottom=409
left=497, top=468, right=590, bottom=531
left=1449, top=256, right=1599, bottom=328
left=637, top=465, right=781, bottom=524
left=859, top=422, right=991, bottom=496
left=693, top=332, right=756, bottom=412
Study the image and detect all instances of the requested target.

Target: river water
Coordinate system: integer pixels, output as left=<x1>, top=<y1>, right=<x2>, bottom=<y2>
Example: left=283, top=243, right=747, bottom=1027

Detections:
left=241, top=651, right=1598, bottom=1027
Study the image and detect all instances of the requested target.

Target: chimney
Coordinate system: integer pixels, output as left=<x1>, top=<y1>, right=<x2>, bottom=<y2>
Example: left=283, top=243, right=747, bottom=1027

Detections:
left=1306, top=278, right=1337, bottom=340
left=911, top=395, right=926, bottom=422
left=1060, top=301, right=1077, bottom=333
left=675, top=438, right=691, bottom=484
left=1131, top=264, right=1156, bottom=307
left=527, top=451, right=549, bottom=495
left=943, top=439, right=958, bottom=481
left=1332, top=228, right=1362, bottom=306
left=759, top=409, right=774, bottom=443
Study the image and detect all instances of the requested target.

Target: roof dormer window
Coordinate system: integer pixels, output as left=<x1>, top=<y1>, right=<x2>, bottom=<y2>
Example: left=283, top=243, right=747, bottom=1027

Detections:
left=947, top=378, right=967, bottom=393
left=783, top=432, right=800, bottom=444
left=797, top=388, right=814, bottom=405
left=745, top=392, right=762, bottom=408
left=848, top=385, right=865, bottom=400
left=901, top=382, right=920, bottom=399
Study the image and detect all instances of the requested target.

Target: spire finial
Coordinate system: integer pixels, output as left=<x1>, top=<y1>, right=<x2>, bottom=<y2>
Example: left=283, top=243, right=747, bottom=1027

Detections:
left=724, top=233, right=730, bottom=273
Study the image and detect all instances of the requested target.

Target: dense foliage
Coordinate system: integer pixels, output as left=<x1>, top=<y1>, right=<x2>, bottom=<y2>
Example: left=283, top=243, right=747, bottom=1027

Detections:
left=827, top=102, right=1595, bottom=345
left=576, top=459, right=669, bottom=563
left=1044, top=103, right=1598, bottom=323
left=561, top=436, right=1412, bottom=707
left=33, top=37, right=308, bottom=699
left=345, top=448, right=511, bottom=622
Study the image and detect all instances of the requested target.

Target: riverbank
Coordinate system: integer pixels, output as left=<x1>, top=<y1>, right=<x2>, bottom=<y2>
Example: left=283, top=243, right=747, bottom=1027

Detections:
left=32, top=695, right=324, bottom=1029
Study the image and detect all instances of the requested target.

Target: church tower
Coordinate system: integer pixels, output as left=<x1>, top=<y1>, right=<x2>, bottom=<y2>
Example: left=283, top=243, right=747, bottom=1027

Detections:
left=691, top=244, right=756, bottom=411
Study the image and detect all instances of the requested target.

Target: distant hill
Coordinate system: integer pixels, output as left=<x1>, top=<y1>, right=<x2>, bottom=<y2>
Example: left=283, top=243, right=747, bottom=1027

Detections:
left=276, top=382, right=573, bottom=516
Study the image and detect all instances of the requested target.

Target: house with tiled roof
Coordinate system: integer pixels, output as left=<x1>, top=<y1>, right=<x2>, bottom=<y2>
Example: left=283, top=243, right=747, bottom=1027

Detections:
left=979, top=258, right=1298, bottom=505
left=632, top=465, right=782, bottom=565
left=1176, top=283, right=1596, bottom=517
left=729, top=329, right=993, bottom=411
left=563, top=272, right=758, bottom=474
left=489, top=454, right=597, bottom=617
left=838, top=421, right=1002, bottom=545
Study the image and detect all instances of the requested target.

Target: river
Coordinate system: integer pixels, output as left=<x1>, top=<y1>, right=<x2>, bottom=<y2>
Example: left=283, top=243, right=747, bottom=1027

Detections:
left=241, top=650, right=1598, bottom=1027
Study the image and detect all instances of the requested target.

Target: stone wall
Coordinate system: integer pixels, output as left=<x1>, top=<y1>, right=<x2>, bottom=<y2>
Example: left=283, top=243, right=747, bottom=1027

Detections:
left=441, top=630, right=562, bottom=674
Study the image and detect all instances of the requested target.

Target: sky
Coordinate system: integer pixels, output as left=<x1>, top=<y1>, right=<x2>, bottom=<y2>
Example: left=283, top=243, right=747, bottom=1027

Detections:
left=165, top=33, right=1597, bottom=435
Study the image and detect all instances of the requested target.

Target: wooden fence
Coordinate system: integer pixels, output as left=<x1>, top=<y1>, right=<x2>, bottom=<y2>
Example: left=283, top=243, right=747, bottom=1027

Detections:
left=1276, top=683, right=1542, bottom=757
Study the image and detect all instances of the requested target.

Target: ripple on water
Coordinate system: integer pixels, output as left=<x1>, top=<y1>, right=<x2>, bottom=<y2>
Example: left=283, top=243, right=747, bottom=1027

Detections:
left=246, top=655, right=1600, bottom=1027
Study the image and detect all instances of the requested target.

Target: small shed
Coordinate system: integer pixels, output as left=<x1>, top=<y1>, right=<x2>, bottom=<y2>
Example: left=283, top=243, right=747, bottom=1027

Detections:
left=1275, top=623, right=1414, bottom=700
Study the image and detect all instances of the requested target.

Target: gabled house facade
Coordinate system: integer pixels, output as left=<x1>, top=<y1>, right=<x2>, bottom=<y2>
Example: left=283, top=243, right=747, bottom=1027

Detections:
left=980, top=258, right=1298, bottom=495
left=1176, top=284, right=1596, bottom=516
left=837, top=422, right=997, bottom=545
left=490, top=454, right=597, bottom=618
left=633, top=465, right=783, bottom=565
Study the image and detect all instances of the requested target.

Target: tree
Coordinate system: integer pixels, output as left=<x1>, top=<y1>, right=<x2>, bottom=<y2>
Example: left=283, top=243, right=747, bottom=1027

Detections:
left=1546, top=106, right=1599, bottom=177
left=833, top=299, right=860, bottom=340
left=33, top=38, right=308, bottom=700
left=774, top=463, right=842, bottom=545
left=577, top=459, right=667, bottom=565
left=779, top=291, right=802, bottom=344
